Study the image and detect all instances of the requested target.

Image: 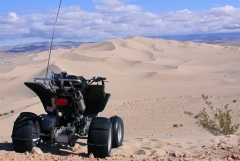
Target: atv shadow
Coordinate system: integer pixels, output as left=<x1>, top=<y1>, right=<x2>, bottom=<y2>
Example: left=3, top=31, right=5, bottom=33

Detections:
left=0, top=142, right=13, bottom=151
left=0, top=141, right=88, bottom=157
left=39, top=140, right=88, bottom=157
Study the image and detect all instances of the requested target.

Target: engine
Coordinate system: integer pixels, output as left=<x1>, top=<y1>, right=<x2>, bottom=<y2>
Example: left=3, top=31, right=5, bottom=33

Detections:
left=40, top=114, right=79, bottom=147
left=53, top=125, right=78, bottom=146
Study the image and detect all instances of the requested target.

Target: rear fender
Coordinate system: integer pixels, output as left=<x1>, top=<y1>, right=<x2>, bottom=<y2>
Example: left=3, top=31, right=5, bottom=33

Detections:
left=24, top=82, right=55, bottom=114
left=99, top=93, right=110, bottom=112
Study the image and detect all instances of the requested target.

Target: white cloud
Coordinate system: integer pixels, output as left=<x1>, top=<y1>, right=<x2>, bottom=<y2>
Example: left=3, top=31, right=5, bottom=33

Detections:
left=0, top=12, right=24, bottom=24
left=94, top=0, right=142, bottom=12
left=0, top=2, right=239, bottom=45
left=207, top=5, right=240, bottom=16
left=223, top=24, right=240, bottom=29
left=165, top=9, right=195, bottom=21
left=8, top=12, right=18, bottom=20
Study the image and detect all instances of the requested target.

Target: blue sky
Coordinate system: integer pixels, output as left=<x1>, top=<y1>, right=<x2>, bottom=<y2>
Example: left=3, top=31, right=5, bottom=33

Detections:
left=1, top=0, right=239, bottom=13
left=0, top=0, right=240, bottom=45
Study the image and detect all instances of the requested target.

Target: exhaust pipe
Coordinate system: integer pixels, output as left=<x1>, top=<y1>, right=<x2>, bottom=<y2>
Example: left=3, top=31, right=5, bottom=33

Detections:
left=74, top=89, right=86, bottom=112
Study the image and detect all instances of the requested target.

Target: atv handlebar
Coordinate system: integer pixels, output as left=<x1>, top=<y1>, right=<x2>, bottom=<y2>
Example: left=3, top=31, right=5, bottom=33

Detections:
left=33, top=76, right=108, bottom=94
left=34, top=78, right=82, bottom=83
left=34, top=77, right=107, bottom=83
left=90, top=77, right=107, bottom=82
left=34, top=76, right=108, bottom=85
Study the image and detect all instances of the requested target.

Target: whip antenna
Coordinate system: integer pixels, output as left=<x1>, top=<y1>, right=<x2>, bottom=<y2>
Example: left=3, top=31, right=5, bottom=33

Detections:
left=45, top=0, right=62, bottom=82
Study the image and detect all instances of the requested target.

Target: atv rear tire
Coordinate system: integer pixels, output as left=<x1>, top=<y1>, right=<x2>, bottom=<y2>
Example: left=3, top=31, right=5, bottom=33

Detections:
left=12, top=112, right=40, bottom=153
left=110, top=115, right=124, bottom=148
left=87, top=117, right=112, bottom=158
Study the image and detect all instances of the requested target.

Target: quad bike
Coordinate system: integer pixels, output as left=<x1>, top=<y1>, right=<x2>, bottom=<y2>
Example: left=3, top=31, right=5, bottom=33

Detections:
left=11, top=71, right=124, bottom=158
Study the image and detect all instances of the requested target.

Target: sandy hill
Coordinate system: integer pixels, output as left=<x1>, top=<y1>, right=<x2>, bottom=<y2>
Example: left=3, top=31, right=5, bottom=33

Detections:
left=0, top=36, right=239, bottom=160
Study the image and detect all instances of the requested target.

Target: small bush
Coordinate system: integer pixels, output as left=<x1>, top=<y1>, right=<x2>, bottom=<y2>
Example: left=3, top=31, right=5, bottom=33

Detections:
left=4, top=113, right=8, bottom=115
left=179, top=124, right=183, bottom=127
left=184, top=111, right=193, bottom=116
left=10, top=110, right=14, bottom=113
left=173, top=124, right=178, bottom=128
left=233, top=100, right=236, bottom=103
left=194, top=114, right=200, bottom=118
left=195, top=94, right=240, bottom=136
left=0, top=114, right=2, bottom=116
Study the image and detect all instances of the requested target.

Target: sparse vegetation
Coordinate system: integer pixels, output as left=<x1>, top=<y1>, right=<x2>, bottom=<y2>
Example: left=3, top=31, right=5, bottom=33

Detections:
left=0, top=109, right=15, bottom=116
left=184, top=111, right=193, bottom=116
left=173, top=124, right=178, bottom=128
left=195, top=94, right=240, bottom=136
left=173, top=124, right=183, bottom=128
left=194, top=114, right=200, bottom=119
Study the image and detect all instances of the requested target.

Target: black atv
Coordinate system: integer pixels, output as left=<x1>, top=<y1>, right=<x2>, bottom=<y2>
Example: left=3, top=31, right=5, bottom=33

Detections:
left=11, top=71, right=124, bottom=158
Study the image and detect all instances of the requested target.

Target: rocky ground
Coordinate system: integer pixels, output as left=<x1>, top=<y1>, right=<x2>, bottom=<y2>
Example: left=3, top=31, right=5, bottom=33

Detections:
left=0, top=139, right=239, bottom=161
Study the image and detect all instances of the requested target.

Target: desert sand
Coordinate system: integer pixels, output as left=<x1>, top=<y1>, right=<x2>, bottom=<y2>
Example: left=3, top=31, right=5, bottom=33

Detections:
left=0, top=36, right=239, bottom=160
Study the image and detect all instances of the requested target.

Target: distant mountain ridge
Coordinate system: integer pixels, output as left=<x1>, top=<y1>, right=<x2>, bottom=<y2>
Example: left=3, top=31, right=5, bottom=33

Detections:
left=155, top=32, right=240, bottom=42
left=0, top=32, right=239, bottom=54
left=0, top=41, right=84, bottom=54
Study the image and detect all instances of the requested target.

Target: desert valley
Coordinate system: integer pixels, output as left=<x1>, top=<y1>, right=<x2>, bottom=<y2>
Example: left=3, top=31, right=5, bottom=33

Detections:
left=0, top=36, right=239, bottom=160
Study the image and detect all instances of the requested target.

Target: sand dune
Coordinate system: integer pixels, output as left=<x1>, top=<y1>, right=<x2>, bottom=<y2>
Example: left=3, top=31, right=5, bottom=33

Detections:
left=74, top=41, right=116, bottom=52
left=60, top=52, right=107, bottom=62
left=109, top=38, right=127, bottom=47
left=132, top=61, right=177, bottom=70
left=0, top=36, right=239, bottom=160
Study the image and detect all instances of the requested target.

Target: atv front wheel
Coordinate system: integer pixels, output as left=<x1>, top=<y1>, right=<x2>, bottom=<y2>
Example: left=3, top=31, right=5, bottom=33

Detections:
left=11, top=112, right=41, bottom=153
left=87, top=117, right=112, bottom=158
left=110, top=115, right=124, bottom=148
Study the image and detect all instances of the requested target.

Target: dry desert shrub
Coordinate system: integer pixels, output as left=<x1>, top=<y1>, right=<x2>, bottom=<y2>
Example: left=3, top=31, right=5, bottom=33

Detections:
left=173, top=124, right=178, bottom=128
left=184, top=111, right=193, bottom=116
left=195, top=94, right=239, bottom=136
